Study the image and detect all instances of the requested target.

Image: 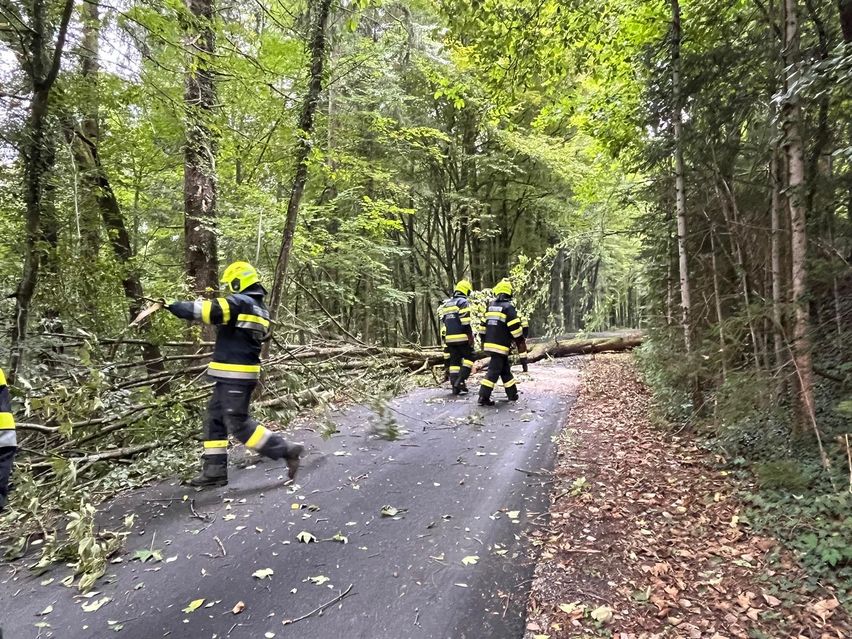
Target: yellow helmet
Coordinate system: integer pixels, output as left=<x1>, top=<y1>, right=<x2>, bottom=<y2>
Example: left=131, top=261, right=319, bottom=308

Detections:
left=221, top=261, right=260, bottom=293
left=454, top=279, right=472, bottom=296
left=493, top=279, right=513, bottom=296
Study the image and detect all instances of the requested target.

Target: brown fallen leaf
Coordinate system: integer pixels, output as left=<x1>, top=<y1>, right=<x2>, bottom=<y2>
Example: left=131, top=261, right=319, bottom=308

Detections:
left=810, top=598, right=839, bottom=621
left=232, top=601, right=246, bottom=615
left=762, top=593, right=781, bottom=607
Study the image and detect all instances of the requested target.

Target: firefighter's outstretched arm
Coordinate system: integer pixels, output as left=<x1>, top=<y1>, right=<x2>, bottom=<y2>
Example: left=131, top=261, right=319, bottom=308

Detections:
left=167, top=297, right=238, bottom=325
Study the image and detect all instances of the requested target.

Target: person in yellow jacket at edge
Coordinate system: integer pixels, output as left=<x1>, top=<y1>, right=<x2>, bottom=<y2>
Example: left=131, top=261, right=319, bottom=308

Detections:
left=437, top=279, right=476, bottom=395
left=477, top=279, right=529, bottom=406
left=165, top=262, right=304, bottom=487
left=0, top=368, right=16, bottom=511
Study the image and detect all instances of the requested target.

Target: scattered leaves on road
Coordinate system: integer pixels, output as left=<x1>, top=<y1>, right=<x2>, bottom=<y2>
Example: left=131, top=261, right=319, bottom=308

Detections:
left=181, top=599, right=204, bottom=613
left=296, top=531, right=316, bottom=543
left=81, top=597, right=111, bottom=612
left=252, top=568, right=274, bottom=580
left=132, top=549, right=162, bottom=563
left=232, top=601, right=245, bottom=614
left=461, top=555, right=479, bottom=566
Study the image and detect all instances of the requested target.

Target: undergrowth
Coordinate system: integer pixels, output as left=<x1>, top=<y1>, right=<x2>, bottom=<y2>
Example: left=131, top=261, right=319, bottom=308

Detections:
left=636, top=334, right=852, bottom=607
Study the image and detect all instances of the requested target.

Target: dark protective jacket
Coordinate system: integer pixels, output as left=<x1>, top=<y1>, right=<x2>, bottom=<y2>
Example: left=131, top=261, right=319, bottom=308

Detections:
left=0, top=368, right=15, bottom=449
left=438, top=293, right=473, bottom=344
left=168, top=284, right=270, bottom=383
left=479, top=294, right=525, bottom=355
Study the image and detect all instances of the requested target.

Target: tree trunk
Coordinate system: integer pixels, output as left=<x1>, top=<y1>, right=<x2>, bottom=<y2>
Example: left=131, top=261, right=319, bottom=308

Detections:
left=840, top=0, right=852, bottom=42
left=782, top=0, right=817, bottom=437
left=184, top=0, right=219, bottom=306
left=8, top=0, right=75, bottom=385
left=770, top=147, right=786, bottom=393
left=266, top=0, right=334, bottom=324
left=671, top=0, right=700, bottom=408
left=671, top=0, right=692, bottom=357
left=709, top=226, right=727, bottom=382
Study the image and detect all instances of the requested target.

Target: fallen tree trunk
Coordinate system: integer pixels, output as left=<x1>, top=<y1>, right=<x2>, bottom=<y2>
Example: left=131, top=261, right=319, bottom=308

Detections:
left=527, top=336, right=643, bottom=363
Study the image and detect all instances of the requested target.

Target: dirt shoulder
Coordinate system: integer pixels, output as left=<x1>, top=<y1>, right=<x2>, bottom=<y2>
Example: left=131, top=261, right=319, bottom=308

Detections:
left=524, top=354, right=849, bottom=639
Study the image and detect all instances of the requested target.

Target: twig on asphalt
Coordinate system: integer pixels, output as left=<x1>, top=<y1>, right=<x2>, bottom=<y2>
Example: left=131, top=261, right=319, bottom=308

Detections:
left=189, top=499, right=213, bottom=522
left=514, top=467, right=554, bottom=477
left=214, top=536, right=226, bottom=557
left=282, top=584, right=354, bottom=626
left=502, top=592, right=511, bottom=618
left=413, top=608, right=421, bottom=626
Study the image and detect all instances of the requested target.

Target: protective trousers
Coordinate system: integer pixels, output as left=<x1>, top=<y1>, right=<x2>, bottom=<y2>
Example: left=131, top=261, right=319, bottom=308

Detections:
left=200, top=382, right=294, bottom=477
left=446, top=343, right=475, bottom=389
left=0, top=447, right=14, bottom=510
left=478, top=354, right=519, bottom=402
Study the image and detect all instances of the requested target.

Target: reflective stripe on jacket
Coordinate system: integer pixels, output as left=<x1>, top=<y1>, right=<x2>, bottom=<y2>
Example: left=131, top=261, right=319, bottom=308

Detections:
left=482, top=294, right=523, bottom=356
left=438, top=294, right=472, bottom=344
left=168, top=285, right=270, bottom=382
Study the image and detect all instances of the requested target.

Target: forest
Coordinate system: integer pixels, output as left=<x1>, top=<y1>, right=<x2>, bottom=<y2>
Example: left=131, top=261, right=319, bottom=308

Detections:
left=0, top=0, right=850, bottom=614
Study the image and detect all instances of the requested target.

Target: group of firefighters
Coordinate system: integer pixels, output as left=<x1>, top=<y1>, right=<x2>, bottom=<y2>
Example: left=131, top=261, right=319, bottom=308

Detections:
left=0, top=263, right=532, bottom=508
left=437, top=278, right=530, bottom=406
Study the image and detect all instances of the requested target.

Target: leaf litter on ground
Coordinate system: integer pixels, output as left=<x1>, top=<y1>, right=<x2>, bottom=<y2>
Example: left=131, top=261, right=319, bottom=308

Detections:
left=523, top=354, right=851, bottom=639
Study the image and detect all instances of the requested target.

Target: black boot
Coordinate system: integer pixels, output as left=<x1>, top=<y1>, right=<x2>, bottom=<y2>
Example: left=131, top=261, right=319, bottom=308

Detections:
left=478, top=388, right=495, bottom=406
left=285, top=443, right=305, bottom=480
left=506, top=387, right=519, bottom=402
left=456, top=381, right=469, bottom=395
left=188, top=458, right=228, bottom=487
left=449, top=373, right=459, bottom=394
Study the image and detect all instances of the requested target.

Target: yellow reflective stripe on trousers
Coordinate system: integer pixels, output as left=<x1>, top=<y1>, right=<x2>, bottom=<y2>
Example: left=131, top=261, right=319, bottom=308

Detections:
left=484, top=342, right=509, bottom=354
left=462, top=359, right=474, bottom=368
left=445, top=333, right=469, bottom=343
left=481, top=379, right=495, bottom=388
left=203, top=439, right=228, bottom=455
left=519, top=353, right=528, bottom=360
left=208, top=362, right=261, bottom=380
left=449, top=366, right=461, bottom=373
left=246, top=425, right=271, bottom=450
left=217, top=298, right=231, bottom=323
left=0, top=412, right=14, bottom=429
left=503, top=378, right=517, bottom=388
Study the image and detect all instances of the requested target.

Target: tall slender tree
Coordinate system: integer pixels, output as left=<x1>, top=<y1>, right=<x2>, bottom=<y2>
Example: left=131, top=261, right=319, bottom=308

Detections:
left=671, top=0, right=697, bottom=406
left=781, top=0, right=817, bottom=433
left=1, top=0, right=76, bottom=384
left=184, top=0, right=219, bottom=303
left=267, top=0, right=334, bottom=322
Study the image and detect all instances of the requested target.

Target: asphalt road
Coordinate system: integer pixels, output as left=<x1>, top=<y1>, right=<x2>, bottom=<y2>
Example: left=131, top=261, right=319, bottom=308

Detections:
left=0, top=360, right=580, bottom=639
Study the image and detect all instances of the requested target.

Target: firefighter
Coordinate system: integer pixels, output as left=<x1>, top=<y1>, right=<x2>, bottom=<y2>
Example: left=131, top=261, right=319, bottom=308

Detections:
left=165, top=261, right=304, bottom=487
left=437, top=279, right=476, bottom=395
left=0, top=368, right=16, bottom=511
left=478, top=279, right=528, bottom=406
